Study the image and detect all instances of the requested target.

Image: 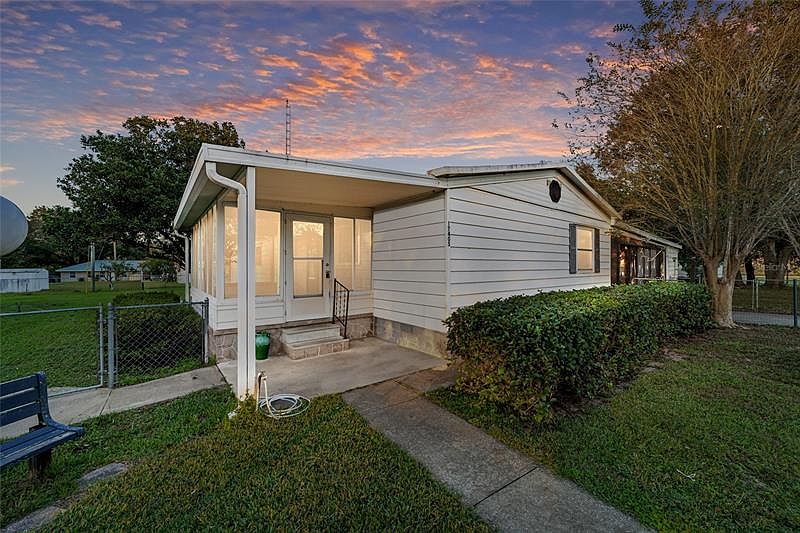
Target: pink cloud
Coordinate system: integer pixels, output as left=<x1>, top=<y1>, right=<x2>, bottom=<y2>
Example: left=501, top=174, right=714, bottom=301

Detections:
left=161, top=65, right=189, bottom=76
left=79, top=14, right=122, bottom=29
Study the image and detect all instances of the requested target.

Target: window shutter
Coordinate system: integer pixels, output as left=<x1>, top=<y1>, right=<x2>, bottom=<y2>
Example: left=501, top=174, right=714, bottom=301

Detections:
left=568, top=224, right=577, bottom=274
left=594, top=228, right=601, bottom=273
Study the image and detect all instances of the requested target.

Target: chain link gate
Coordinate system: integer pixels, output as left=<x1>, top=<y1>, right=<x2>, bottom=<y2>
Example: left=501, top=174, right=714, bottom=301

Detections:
left=107, top=300, right=208, bottom=388
left=0, top=306, right=105, bottom=396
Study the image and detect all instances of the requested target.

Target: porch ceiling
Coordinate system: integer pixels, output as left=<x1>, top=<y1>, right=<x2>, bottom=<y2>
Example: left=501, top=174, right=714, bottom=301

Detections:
left=174, top=145, right=444, bottom=229
left=253, top=167, right=440, bottom=208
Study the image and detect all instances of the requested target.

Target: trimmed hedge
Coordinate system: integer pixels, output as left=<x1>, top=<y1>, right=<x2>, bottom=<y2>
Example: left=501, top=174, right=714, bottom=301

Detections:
left=444, top=282, right=712, bottom=423
left=112, top=291, right=202, bottom=384
left=112, top=291, right=180, bottom=306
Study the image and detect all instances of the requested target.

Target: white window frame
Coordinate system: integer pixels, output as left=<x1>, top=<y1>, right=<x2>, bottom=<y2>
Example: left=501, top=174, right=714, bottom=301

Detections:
left=576, top=226, right=595, bottom=272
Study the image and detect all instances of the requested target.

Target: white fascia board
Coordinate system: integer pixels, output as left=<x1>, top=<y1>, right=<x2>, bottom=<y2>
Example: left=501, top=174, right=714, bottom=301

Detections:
left=173, top=143, right=210, bottom=229
left=613, top=221, right=682, bottom=249
left=204, top=145, right=442, bottom=188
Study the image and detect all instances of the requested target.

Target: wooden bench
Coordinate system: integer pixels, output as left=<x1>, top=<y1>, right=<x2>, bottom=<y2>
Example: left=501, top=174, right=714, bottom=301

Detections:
left=1, top=372, right=84, bottom=477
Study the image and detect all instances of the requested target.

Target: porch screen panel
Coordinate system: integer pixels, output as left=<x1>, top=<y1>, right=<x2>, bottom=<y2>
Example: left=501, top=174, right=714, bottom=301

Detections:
left=354, top=219, right=372, bottom=290
left=255, top=210, right=280, bottom=296
left=224, top=205, right=238, bottom=298
left=334, top=218, right=354, bottom=288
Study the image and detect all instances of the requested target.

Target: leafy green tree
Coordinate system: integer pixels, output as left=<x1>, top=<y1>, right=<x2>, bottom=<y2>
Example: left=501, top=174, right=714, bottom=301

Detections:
left=559, top=0, right=800, bottom=326
left=58, top=116, right=245, bottom=266
left=0, top=206, right=90, bottom=270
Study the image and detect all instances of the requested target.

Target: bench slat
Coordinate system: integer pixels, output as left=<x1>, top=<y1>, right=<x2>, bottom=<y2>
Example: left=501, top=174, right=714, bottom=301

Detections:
left=0, top=375, right=38, bottom=398
left=0, top=402, right=40, bottom=426
left=0, top=429, right=81, bottom=469
left=1, top=388, right=40, bottom=413
left=0, top=427, right=59, bottom=455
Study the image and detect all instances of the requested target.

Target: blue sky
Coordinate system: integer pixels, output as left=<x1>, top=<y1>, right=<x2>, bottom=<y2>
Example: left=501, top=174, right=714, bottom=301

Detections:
left=0, top=0, right=643, bottom=214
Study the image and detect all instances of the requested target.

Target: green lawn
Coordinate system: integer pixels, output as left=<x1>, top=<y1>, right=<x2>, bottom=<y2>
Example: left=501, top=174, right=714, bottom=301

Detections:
left=429, top=327, right=800, bottom=531
left=0, top=282, right=193, bottom=387
left=1, top=387, right=236, bottom=527
left=1, top=389, right=488, bottom=531
left=732, top=283, right=797, bottom=315
left=0, top=281, right=184, bottom=313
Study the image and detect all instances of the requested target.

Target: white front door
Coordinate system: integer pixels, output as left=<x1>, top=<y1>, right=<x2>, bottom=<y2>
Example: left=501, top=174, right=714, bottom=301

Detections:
left=285, top=214, right=332, bottom=321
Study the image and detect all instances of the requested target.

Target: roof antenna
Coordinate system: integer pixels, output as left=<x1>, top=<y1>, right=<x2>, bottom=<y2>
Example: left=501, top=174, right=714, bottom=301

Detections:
left=285, top=98, right=291, bottom=158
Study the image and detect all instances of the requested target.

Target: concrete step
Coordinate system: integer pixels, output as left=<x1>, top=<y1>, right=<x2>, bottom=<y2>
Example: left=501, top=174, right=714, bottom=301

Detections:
left=281, top=323, right=342, bottom=344
left=284, top=337, right=350, bottom=360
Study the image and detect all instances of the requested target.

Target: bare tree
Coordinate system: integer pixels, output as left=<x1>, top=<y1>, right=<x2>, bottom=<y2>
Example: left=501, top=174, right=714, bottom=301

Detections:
left=560, top=0, right=800, bottom=326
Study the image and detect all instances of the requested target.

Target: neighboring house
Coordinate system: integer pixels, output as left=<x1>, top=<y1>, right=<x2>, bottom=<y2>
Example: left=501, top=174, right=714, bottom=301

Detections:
left=173, top=144, right=681, bottom=398
left=0, top=268, right=49, bottom=293
left=56, top=260, right=144, bottom=282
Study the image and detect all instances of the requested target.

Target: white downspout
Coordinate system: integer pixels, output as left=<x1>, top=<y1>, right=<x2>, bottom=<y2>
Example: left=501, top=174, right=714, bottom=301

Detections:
left=205, top=162, right=255, bottom=400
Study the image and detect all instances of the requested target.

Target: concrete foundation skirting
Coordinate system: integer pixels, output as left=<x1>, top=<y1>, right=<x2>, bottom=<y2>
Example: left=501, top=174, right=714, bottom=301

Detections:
left=209, top=315, right=374, bottom=361
left=373, top=317, right=449, bottom=359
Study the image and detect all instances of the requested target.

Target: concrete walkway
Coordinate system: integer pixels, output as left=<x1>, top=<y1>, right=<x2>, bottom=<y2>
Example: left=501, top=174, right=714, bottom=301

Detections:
left=733, top=311, right=796, bottom=327
left=344, top=369, right=649, bottom=533
left=1, top=366, right=226, bottom=439
left=217, top=337, right=444, bottom=398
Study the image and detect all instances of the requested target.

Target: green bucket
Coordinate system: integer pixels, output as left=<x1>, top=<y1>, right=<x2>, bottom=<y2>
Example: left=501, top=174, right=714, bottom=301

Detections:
left=256, top=332, right=271, bottom=360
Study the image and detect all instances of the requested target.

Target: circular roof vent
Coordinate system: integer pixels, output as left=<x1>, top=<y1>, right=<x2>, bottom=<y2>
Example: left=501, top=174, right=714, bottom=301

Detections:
left=549, top=180, right=562, bottom=203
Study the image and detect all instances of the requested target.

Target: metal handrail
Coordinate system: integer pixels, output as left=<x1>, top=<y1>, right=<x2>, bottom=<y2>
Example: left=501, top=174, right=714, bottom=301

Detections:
left=332, top=279, right=350, bottom=338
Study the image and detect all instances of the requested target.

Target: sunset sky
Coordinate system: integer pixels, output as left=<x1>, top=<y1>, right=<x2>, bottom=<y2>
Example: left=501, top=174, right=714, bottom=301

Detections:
left=0, top=0, right=643, bottom=213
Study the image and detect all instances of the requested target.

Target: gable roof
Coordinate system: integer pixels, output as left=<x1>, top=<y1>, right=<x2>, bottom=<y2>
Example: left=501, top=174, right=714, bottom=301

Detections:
left=427, top=163, right=621, bottom=220
left=56, top=260, right=143, bottom=273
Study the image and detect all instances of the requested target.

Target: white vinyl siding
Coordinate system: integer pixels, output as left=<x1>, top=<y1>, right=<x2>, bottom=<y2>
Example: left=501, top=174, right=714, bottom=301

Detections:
left=665, top=246, right=679, bottom=280
left=447, top=177, right=611, bottom=311
left=373, top=194, right=447, bottom=332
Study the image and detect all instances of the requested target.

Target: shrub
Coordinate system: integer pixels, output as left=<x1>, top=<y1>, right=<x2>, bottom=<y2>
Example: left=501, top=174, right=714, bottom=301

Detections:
left=112, top=291, right=202, bottom=381
left=444, top=282, right=712, bottom=423
left=112, top=291, right=180, bottom=306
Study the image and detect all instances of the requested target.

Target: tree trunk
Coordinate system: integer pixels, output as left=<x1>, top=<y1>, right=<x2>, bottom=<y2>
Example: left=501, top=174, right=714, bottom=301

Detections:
left=744, top=255, right=755, bottom=281
left=763, top=239, right=792, bottom=288
left=704, top=259, right=736, bottom=327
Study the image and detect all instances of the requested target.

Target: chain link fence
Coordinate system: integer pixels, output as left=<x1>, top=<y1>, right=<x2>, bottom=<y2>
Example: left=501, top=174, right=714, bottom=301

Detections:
left=0, top=306, right=104, bottom=396
left=733, top=278, right=798, bottom=327
left=108, top=300, right=208, bottom=387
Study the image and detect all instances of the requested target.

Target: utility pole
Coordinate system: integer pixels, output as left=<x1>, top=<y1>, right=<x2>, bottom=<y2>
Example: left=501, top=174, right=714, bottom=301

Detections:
left=113, top=241, right=117, bottom=260
left=89, top=242, right=96, bottom=292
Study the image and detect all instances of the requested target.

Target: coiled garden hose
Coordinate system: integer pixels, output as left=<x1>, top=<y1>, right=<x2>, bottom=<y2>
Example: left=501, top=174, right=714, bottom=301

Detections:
left=255, top=372, right=310, bottom=418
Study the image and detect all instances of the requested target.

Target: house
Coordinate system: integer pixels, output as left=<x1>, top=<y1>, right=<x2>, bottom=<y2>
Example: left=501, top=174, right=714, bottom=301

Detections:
left=0, top=268, right=48, bottom=293
left=173, top=144, right=681, bottom=398
left=56, top=260, right=144, bottom=283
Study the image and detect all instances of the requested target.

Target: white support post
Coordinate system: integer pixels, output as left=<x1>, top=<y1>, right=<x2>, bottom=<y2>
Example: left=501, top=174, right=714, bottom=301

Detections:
left=245, top=166, right=257, bottom=397
left=204, top=162, right=253, bottom=400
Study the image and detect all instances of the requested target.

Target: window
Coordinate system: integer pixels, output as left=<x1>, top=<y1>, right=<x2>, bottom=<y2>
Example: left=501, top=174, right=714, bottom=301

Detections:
left=69, top=272, right=76, bottom=279
left=576, top=227, right=594, bottom=271
left=224, top=205, right=281, bottom=298
left=334, top=217, right=372, bottom=291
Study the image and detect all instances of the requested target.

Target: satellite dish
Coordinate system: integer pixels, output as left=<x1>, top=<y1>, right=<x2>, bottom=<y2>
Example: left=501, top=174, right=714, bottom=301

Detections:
left=0, top=196, right=28, bottom=256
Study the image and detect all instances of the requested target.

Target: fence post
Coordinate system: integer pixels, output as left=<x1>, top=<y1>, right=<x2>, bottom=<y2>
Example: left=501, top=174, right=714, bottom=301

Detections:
left=203, top=297, right=209, bottom=364
left=98, top=305, right=105, bottom=386
left=107, top=304, right=116, bottom=388
left=793, top=279, right=798, bottom=329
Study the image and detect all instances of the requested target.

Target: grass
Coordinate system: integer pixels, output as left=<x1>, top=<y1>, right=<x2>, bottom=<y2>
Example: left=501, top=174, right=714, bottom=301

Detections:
left=0, top=387, right=236, bottom=527
left=0, top=281, right=184, bottom=313
left=0, top=282, right=193, bottom=387
left=732, top=284, right=797, bottom=315
left=429, top=327, right=800, bottom=531
left=3, top=390, right=489, bottom=531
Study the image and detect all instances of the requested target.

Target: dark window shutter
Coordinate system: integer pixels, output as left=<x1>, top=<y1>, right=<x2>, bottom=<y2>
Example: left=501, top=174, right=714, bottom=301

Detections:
left=594, top=228, right=601, bottom=273
left=569, top=224, right=577, bottom=274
